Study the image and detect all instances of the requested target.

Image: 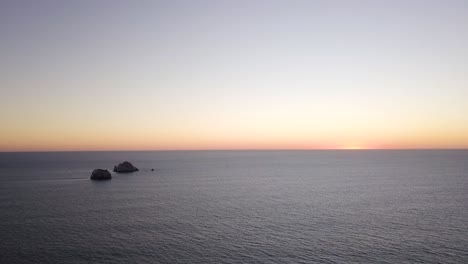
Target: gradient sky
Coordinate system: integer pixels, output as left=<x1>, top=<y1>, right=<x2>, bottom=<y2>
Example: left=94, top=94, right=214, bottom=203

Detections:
left=1, top=0, right=468, bottom=151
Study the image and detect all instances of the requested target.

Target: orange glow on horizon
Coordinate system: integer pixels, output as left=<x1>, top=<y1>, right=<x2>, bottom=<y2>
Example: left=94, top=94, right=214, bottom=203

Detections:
left=1, top=121, right=468, bottom=152
left=340, top=145, right=367, bottom=150
left=1, top=138, right=468, bottom=152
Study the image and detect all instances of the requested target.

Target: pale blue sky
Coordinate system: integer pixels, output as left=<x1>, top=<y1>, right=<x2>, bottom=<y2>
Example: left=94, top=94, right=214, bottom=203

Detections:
left=1, top=0, right=467, bottom=150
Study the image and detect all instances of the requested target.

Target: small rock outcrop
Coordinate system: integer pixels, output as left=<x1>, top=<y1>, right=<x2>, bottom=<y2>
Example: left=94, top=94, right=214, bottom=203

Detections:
left=113, top=161, right=139, bottom=173
left=90, top=169, right=112, bottom=180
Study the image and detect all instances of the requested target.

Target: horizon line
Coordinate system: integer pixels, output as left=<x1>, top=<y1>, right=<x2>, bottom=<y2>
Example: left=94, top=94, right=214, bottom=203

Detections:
left=1, top=148, right=468, bottom=153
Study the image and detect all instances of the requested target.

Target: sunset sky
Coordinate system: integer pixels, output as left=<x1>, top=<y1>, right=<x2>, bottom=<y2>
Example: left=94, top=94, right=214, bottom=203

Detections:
left=1, top=0, right=467, bottom=151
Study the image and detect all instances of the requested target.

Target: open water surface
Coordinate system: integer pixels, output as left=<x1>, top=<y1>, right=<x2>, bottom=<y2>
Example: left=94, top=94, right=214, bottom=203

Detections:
left=1, top=150, right=467, bottom=263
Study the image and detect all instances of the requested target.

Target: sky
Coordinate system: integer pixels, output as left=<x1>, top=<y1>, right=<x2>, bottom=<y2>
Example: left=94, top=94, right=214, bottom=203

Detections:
left=1, top=0, right=467, bottom=151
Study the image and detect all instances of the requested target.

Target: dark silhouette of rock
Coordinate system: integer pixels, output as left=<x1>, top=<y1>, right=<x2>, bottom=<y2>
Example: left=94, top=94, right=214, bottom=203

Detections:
left=151, top=169, right=154, bottom=171
left=90, top=169, right=112, bottom=180
left=113, top=161, right=139, bottom=173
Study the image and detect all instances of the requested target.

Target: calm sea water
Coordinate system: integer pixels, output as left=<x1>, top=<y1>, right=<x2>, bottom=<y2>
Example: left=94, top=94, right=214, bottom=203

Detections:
left=0, top=150, right=467, bottom=263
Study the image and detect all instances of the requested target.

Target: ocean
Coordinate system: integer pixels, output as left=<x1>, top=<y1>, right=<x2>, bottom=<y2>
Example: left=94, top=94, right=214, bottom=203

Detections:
left=1, top=150, right=467, bottom=263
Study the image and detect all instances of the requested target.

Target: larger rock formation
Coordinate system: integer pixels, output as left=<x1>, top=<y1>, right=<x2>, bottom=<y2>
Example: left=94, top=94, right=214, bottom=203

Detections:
left=113, top=161, right=139, bottom=173
left=90, top=169, right=112, bottom=180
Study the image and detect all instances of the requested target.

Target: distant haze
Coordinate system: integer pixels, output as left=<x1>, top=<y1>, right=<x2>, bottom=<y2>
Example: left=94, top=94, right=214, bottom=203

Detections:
left=1, top=0, right=467, bottom=151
